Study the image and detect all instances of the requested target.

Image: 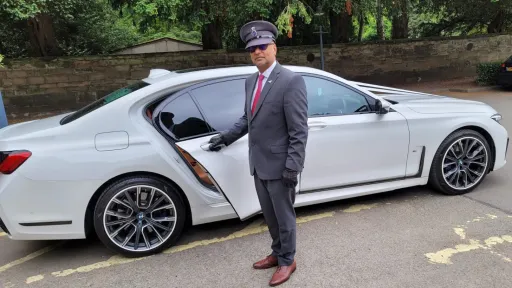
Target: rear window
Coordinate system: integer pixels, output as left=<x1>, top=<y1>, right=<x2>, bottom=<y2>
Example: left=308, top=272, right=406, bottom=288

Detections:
left=60, top=81, right=150, bottom=125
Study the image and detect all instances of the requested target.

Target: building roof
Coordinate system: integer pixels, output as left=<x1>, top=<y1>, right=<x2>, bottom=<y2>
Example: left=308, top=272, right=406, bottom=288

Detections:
left=113, top=36, right=203, bottom=53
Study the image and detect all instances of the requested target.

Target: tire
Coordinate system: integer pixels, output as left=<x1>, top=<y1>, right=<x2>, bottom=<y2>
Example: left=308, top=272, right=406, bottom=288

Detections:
left=93, top=175, right=186, bottom=257
left=429, top=129, right=492, bottom=195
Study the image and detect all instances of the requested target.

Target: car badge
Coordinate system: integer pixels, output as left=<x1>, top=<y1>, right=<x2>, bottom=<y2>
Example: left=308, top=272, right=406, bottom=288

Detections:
left=251, top=27, right=257, bottom=37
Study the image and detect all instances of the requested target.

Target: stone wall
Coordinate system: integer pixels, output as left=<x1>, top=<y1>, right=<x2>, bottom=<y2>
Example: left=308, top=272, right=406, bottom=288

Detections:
left=1, top=33, right=511, bottom=120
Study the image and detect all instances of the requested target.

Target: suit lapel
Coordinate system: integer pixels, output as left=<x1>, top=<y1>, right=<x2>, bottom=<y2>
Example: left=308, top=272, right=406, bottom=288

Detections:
left=251, top=63, right=281, bottom=121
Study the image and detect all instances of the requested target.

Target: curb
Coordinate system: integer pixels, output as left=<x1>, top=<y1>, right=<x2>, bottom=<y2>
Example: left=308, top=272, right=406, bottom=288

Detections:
left=448, top=85, right=501, bottom=93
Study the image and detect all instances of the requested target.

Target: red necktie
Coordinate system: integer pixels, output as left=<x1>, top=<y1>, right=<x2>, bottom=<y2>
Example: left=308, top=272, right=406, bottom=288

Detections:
left=251, top=74, right=265, bottom=114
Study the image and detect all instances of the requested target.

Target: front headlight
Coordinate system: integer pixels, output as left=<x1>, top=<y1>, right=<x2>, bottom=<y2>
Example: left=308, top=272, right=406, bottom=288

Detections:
left=491, top=113, right=502, bottom=123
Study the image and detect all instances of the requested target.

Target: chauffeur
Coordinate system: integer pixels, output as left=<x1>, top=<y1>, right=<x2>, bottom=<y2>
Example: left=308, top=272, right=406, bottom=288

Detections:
left=208, top=20, right=308, bottom=286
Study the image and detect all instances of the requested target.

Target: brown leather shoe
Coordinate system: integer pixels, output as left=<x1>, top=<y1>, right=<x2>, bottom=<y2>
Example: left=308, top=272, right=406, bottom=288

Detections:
left=253, top=255, right=278, bottom=269
left=269, top=260, right=296, bottom=286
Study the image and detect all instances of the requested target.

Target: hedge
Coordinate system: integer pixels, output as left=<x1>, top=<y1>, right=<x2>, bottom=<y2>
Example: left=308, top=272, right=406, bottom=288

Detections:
left=476, top=62, right=502, bottom=86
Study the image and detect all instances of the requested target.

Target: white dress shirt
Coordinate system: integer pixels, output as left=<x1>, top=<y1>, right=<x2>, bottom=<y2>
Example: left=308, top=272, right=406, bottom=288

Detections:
left=251, top=60, right=277, bottom=109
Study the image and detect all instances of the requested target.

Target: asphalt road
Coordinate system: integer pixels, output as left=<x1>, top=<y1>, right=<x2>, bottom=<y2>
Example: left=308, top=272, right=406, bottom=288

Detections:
left=1, top=88, right=511, bottom=288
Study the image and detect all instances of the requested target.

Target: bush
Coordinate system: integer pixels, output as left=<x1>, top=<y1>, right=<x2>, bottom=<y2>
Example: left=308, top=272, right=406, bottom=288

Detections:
left=476, top=62, right=502, bottom=86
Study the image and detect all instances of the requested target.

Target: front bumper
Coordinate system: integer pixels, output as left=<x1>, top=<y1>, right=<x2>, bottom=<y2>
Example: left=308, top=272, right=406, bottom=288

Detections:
left=0, top=216, right=9, bottom=235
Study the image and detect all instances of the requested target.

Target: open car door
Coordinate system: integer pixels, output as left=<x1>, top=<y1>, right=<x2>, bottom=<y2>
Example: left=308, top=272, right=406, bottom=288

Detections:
left=175, top=134, right=263, bottom=220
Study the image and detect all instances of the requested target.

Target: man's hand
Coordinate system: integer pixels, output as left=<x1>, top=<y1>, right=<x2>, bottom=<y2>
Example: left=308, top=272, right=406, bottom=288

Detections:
left=282, top=168, right=298, bottom=188
left=208, top=134, right=225, bottom=152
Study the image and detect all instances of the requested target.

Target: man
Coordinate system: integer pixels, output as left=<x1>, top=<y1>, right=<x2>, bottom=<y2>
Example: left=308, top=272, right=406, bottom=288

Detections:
left=207, top=20, right=308, bottom=286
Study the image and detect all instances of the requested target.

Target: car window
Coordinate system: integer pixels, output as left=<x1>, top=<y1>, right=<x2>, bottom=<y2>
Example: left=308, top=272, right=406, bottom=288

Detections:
left=191, top=79, right=246, bottom=132
left=156, top=93, right=212, bottom=140
left=303, top=76, right=373, bottom=117
left=60, top=81, right=150, bottom=125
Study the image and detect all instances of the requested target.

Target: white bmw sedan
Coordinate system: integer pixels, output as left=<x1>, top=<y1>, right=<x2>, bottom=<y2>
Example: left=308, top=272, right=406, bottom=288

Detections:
left=0, top=65, right=508, bottom=257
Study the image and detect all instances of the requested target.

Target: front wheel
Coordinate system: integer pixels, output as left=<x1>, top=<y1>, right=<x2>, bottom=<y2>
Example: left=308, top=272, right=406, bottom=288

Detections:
left=429, top=129, right=492, bottom=195
left=93, top=176, right=186, bottom=257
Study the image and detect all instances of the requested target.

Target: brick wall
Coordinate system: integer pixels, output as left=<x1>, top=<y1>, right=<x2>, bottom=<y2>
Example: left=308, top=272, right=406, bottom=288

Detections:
left=1, top=33, right=511, bottom=120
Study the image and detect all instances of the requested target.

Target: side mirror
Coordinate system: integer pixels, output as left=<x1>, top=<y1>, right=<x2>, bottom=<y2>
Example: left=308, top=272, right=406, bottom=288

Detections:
left=375, top=99, right=389, bottom=114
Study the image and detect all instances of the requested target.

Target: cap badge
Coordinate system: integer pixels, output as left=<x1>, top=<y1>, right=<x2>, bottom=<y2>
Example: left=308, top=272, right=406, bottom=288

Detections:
left=251, top=27, right=258, bottom=37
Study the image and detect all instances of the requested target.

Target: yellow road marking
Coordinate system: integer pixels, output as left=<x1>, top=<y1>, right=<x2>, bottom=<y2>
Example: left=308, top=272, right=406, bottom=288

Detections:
left=341, top=203, right=379, bottom=213
left=26, top=274, right=44, bottom=284
left=0, top=243, right=61, bottom=273
left=453, top=228, right=466, bottom=240
left=425, top=235, right=512, bottom=264
left=0, top=232, right=7, bottom=237
left=426, top=215, right=512, bottom=265
left=29, top=211, right=335, bottom=281
left=51, top=255, right=149, bottom=277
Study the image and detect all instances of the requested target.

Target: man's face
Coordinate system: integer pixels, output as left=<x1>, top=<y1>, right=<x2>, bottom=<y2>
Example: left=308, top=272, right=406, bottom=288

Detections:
left=249, top=43, right=277, bottom=68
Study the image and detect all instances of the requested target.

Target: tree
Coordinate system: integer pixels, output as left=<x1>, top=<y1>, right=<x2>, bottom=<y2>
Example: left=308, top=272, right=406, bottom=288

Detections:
left=109, top=0, right=231, bottom=49
left=0, top=0, right=140, bottom=57
left=0, top=0, right=69, bottom=56
left=411, top=0, right=512, bottom=37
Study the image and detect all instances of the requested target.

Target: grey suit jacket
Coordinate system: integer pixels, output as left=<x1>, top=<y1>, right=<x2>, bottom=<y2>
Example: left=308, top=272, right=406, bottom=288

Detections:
left=220, top=62, right=308, bottom=180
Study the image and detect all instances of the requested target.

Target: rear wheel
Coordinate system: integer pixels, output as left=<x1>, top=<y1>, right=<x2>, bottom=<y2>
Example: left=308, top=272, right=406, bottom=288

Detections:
left=93, top=176, right=186, bottom=257
left=429, top=129, right=492, bottom=195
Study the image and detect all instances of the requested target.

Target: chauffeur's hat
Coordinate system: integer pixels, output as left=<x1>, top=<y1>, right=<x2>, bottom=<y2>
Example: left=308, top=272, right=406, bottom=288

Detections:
left=239, top=20, right=278, bottom=49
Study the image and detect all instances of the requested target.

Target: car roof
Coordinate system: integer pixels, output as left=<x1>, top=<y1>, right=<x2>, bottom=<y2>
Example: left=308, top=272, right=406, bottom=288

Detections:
left=141, top=64, right=336, bottom=85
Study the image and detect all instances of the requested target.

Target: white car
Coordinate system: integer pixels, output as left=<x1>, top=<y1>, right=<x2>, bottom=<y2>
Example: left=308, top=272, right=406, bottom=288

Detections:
left=0, top=65, right=508, bottom=257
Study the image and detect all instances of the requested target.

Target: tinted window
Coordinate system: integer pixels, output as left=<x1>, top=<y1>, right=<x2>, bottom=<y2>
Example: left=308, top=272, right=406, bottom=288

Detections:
left=191, top=79, right=246, bottom=132
left=61, top=81, right=149, bottom=124
left=303, top=76, right=374, bottom=117
left=157, top=93, right=211, bottom=140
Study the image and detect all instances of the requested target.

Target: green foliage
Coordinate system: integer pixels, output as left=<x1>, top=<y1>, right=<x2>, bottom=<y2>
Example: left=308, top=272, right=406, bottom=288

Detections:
left=353, top=12, right=393, bottom=41
left=275, top=0, right=312, bottom=37
left=0, top=0, right=141, bottom=57
left=54, top=1, right=141, bottom=55
left=412, top=0, right=512, bottom=36
left=0, top=0, right=44, bottom=20
left=476, top=62, right=502, bottom=86
left=0, top=54, right=4, bottom=68
left=1, top=0, right=512, bottom=58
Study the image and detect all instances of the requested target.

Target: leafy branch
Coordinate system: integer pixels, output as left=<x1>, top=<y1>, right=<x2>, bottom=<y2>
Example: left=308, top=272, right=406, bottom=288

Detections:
left=276, top=0, right=312, bottom=38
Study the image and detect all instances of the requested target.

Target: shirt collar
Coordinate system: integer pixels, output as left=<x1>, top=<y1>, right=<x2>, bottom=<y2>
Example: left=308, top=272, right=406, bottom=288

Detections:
left=259, top=60, right=277, bottom=79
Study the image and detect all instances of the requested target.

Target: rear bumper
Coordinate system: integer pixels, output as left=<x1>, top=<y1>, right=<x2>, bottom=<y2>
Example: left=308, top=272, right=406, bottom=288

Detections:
left=497, top=72, right=512, bottom=86
left=0, top=173, right=103, bottom=240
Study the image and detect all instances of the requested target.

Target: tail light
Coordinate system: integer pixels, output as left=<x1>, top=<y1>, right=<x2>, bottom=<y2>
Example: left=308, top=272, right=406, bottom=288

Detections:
left=175, top=146, right=218, bottom=191
left=0, top=150, right=32, bottom=175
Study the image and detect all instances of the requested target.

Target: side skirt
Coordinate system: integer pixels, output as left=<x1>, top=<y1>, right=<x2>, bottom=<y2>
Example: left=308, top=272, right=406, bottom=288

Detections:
left=294, top=177, right=429, bottom=209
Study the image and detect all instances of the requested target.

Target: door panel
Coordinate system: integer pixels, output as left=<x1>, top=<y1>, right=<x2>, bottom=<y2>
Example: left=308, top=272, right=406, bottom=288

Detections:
left=175, top=135, right=262, bottom=220
left=299, top=74, right=410, bottom=192
left=300, top=113, right=410, bottom=192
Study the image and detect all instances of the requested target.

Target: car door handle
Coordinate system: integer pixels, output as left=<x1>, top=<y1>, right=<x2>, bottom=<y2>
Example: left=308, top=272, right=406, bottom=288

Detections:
left=200, top=143, right=211, bottom=151
left=200, top=142, right=226, bottom=151
left=308, top=122, right=327, bottom=130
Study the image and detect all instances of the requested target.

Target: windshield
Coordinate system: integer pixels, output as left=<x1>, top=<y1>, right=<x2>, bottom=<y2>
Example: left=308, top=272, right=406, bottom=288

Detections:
left=60, top=81, right=150, bottom=125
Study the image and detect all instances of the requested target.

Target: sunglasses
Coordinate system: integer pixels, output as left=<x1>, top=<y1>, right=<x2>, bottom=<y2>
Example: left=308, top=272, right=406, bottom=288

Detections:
left=247, top=44, right=270, bottom=53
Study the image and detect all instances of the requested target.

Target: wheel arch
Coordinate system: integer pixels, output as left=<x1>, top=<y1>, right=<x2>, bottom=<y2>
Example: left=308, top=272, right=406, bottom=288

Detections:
left=451, top=125, right=496, bottom=171
left=422, top=123, right=497, bottom=179
left=84, top=171, right=192, bottom=237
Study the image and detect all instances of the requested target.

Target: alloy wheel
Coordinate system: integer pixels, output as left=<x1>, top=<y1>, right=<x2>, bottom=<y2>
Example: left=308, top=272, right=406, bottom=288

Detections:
left=442, top=137, right=488, bottom=190
left=103, top=185, right=177, bottom=252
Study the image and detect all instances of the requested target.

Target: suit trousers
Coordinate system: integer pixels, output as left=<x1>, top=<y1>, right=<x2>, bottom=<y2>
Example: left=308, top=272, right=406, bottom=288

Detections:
left=253, top=171, right=297, bottom=266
